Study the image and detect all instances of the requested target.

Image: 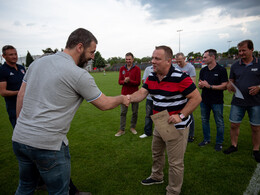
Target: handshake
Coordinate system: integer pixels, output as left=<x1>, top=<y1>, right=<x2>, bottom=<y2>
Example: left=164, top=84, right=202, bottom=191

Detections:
left=122, top=95, right=131, bottom=107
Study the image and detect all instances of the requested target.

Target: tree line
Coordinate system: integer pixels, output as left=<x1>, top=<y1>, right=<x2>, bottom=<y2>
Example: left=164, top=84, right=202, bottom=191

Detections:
left=23, top=47, right=259, bottom=68
left=24, top=47, right=153, bottom=68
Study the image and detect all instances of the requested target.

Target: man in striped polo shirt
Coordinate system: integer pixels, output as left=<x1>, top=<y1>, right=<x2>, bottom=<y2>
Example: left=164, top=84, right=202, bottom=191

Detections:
left=127, top=46, right=201, bottom=195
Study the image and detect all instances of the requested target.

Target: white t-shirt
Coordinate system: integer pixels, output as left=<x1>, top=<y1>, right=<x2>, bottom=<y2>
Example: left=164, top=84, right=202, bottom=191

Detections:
left=176, top=63, right=196, bottom=78
left=142, top=65, right=153, bottom=100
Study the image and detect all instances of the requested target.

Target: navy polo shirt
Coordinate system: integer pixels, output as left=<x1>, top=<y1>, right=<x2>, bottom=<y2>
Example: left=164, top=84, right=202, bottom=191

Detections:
left=230, top=57, right=260, bottom=106
left=0, top=62, right=26, bottom=109
left=199, top=64, right=228, bottom=104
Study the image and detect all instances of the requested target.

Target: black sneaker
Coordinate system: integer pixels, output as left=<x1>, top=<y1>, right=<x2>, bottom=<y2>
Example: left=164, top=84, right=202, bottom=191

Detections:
left=188, top=136, right=195, bottom=143
left=141, top=177, right=164, bottom=185
left=215, top=144, right=223, bottom=151
left=223, top=145, right=238, bottom=154
left=198, top=140, right=210, bottom=147
left=253, top=150, right=260, bottom=163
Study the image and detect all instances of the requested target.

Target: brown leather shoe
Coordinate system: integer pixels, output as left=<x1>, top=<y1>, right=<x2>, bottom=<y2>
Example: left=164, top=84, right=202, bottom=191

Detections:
left=115, top=130, right=125, bottom=137
left=130, top=128, right=137, bottom=134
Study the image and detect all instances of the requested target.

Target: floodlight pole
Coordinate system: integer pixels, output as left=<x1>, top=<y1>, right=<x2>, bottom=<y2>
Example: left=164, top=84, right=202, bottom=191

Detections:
left=227, top=40, right=232, bottom=50
left=227, top=40, right=232, bottom=57
left=177, top=29, right=183, bottom=52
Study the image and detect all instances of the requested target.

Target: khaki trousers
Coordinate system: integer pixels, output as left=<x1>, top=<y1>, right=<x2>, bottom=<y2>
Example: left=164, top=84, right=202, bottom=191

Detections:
left=120, top=103, right=139, bottom=130
left=150, top=126, right=189, bottom=195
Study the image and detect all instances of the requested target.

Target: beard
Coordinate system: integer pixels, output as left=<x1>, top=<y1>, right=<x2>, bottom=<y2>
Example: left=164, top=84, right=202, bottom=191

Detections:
left=78, top=52, right=91, bottom=68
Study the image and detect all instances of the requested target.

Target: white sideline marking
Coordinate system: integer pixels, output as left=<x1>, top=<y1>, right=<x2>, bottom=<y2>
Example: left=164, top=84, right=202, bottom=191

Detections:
left=243, top=163, right=260, bottom=195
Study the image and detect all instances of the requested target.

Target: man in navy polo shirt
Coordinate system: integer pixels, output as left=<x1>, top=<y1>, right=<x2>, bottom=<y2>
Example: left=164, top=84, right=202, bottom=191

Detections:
left=223, top=40, right=260, bottom=162
left=0, top=45, right=26, bottom=129
left=198, top=49, right=228, bottom=151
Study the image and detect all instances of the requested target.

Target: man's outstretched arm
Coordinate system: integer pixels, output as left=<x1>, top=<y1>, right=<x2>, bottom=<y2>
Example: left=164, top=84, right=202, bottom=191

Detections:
left=91, top=93, right=129, bottom=111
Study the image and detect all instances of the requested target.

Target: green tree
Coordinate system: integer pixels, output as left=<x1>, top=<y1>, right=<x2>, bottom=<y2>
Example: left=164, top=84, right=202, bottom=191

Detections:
left=187, top=52, right=194, bottom=60
left=26, top=51, right=34, bottom=67
left=93, top=51, right=106, bottom=69
left=222, top=52, right=228, bottom=58
left=141, top=56, right=152, bottom=63
left=42, top=48, right=59, bottom=54
left=194, top=52, right=202, bottom=59
left=253, top=50, right=259, bottom=57
left=107, top=57, right=124, bottom=66
left=228, top=47, right=238, bottom=57
left=134, top=57, right=141, bottom=64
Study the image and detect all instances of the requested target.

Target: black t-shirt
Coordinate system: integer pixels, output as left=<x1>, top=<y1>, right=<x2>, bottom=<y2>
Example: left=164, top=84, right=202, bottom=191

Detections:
left=0, top=62, right=26, bottom=109
left=199, top=64, right=228, bottom=104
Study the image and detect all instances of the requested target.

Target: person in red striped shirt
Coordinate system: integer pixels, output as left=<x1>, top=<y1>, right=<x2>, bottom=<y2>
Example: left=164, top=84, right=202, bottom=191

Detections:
left=127, top=45, right=201, bottom=195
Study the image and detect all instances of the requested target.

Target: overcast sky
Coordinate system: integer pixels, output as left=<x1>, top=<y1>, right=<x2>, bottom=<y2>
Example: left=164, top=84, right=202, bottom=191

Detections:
left=0, top=0, right=260, bottom=60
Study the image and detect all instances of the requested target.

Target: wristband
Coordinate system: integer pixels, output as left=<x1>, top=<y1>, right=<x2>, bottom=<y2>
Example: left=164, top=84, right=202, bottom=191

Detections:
left=210, top=85, right=212, bottom=89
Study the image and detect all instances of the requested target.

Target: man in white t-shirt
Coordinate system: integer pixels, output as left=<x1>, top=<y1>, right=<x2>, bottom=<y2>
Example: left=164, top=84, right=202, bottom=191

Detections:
left=176, top=52, right=196, bottom=143
left=140, top=65, right=153, bottom=138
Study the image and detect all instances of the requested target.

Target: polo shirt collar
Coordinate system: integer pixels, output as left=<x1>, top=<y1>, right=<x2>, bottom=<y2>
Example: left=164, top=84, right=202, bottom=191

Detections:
left=124, top=64, right=135, bottom=70
left=166, top=65, right=175, bottom=77
left=239, top=56, right=258, bottom=66
left=205, top=63, right=220, bottom=71
left=3, top=62, right=18, bottom=70
left=152, top=65, right=175, bottom=80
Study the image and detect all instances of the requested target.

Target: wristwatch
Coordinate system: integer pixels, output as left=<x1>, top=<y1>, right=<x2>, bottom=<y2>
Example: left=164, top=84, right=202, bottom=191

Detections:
left=178, top=113, right=186, bottom=121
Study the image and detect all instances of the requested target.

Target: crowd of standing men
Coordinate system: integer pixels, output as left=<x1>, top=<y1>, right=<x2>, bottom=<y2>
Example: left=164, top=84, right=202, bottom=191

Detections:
left=0, top=27, right=259, bottom=195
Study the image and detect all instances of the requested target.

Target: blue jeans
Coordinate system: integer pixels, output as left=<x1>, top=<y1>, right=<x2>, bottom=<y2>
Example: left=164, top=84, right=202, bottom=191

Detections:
left=200, top=102, right=225, bottom=144
left=144, top=99, right=153, bottom=136
left=189, top=113, right=195, bottom=137
left=13, top=141, right=71, bottom=195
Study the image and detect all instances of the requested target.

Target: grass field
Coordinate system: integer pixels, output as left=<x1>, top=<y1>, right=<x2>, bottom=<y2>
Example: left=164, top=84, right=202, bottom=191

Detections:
left=0, top=69, right=258, bottom=195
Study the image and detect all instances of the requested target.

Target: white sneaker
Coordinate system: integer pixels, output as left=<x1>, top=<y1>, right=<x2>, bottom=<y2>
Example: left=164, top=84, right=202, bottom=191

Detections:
left=139, top=134, right=148, bottom=138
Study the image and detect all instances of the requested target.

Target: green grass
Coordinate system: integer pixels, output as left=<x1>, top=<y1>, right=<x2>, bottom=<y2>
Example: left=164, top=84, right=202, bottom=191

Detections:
left=0, top=69, right=258, bottom=195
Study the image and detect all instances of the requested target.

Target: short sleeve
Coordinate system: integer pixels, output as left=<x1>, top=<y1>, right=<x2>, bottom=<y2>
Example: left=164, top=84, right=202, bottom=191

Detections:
left=179, top=76, right=196, bottom=96
left=142, top=67, right=149, bottom=80
left=23, top=64, right=33, bottom=83
left=229, top=65, right=235, bottom=80
left=76, top=71, right=102, bottom=102
left=0, top=67, right=7, bottom=82
left=189, top=66, right=196, bottom=77
left=220, top=68, right=228, bottom=83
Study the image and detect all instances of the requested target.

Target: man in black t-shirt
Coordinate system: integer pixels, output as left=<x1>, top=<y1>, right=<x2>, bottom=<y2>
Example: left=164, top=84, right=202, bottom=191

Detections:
left=198, top=49, right=228, bottom=151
